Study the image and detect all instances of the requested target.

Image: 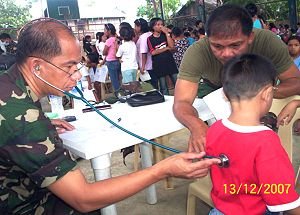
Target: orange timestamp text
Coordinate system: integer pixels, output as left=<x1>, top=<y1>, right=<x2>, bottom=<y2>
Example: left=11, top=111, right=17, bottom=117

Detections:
left=223, top=183, right=291, bottom=195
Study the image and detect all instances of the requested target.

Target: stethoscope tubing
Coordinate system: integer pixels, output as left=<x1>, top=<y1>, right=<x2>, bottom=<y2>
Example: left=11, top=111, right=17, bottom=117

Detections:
left=64, top=86, right=230, bottom=167
left=64, top=87, right=182, bottom=154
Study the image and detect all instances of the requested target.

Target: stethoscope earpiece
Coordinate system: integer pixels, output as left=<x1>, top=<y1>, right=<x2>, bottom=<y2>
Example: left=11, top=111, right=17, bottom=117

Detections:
left=35, top=65, right=40, bottom=71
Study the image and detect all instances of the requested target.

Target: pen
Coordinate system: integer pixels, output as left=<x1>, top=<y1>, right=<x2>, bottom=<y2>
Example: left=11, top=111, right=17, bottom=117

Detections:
left=82, top=105, right=112, bottom=113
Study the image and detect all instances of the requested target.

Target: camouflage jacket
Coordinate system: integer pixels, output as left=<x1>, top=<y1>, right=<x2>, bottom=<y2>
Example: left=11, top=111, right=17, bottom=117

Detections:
left=0, top=65, right=83, bottom=214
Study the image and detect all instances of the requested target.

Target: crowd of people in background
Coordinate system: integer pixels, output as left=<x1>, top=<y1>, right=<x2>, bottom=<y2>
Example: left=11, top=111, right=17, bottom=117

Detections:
left=2, top=3, right=300, bottom=98
left=79, top=17, right=209, bottom=100
left=77, top=7, right=300, bottom=102
left=2, top=3, right=300, bottom=214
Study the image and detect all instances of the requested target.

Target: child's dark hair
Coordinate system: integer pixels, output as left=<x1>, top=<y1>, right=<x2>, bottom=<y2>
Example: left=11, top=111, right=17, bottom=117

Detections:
left=83, top=35, right=91, bottom=42
left=149, top=17, right=163, bottom=32
left=183, top=31, right=191, bottom=37
left=171, top=27, right=182, bottom=37
left=0, top=33, right=11, bottom=40
left=120, top=22, right=132, bottom=29
left=288, top=35, right=300, bottom=43
left=96, top=32, right=104, bottom=42
left=222, top=54, right=276, bottom=101
left=245, top=3, right=258, bottom=17
left=87, top=53, right=99, bottom=64
left=198, top=28, right=205, bottom=36
left=166, top=24, right=174, bottom=30
left=119, top=27, right=134, bottom=41
left=105, top=23, right=116, bottom=35
left=195, top=20, right=202, bottom=26
left=134, top=18, right=149, bottom=33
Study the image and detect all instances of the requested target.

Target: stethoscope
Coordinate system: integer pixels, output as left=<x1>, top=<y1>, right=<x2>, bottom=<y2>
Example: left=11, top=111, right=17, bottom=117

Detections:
left=35, top=72, right=229, bottom=168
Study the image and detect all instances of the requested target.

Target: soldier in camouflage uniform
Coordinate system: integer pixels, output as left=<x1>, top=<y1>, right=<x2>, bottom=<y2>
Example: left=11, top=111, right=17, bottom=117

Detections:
left=0, top=18, right=220, bottom=214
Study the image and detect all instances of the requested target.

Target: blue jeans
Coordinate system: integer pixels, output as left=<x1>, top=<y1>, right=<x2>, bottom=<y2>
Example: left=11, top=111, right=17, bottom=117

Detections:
left=122, top=69, right=137, bottom=83
left=209, top=208, right=280, bottom=215
left=158, top=73, right=177, bottom=95
left=106, top=60, right=121, bottom=91
left=209, top=208, right=224, bottom=215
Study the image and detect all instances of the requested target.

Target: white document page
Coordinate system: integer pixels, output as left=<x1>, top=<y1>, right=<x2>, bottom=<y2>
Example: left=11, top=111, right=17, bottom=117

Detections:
left=203, top=88, right=231, bottom=120
left=139, top=70, right=151, bottom=81
left=99, top=66, right=109, bottom=83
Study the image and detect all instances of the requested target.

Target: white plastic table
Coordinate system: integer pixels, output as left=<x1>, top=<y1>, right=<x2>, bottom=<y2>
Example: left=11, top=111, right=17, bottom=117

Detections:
left=59, top=95, right=214, bottom=215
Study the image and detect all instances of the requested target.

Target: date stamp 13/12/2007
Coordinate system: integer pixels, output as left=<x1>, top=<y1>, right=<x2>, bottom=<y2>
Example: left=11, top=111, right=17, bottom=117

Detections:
left=223, top=183, right=291, bottom=195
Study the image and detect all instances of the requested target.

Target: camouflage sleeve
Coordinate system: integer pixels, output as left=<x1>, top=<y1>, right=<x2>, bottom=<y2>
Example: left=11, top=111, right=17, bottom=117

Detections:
left=0, top=91, right=77, bottom=188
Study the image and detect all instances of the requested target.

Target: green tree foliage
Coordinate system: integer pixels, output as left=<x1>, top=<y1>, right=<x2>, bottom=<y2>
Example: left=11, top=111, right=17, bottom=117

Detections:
left=222, top=0, right=292, bottom=22
left=137, top=0, right=181, bottom=21
left=0, top=0, right=31, bottom=29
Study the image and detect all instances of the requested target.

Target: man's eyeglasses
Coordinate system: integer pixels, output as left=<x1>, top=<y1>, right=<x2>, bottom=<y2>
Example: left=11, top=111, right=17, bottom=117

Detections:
left=29, top=56, right=84, bottom=79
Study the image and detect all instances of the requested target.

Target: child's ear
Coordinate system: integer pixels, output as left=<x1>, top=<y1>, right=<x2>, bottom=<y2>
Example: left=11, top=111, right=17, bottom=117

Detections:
left=261, top=85, right=273, bottom=101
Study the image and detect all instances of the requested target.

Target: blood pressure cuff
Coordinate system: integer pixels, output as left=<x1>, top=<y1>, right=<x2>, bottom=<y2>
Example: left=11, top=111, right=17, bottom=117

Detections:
left=126, top=90, right=165, bottom=107
left=0, top=54, right=15, bottom=71
left=260, top=112, right=278, bottom=133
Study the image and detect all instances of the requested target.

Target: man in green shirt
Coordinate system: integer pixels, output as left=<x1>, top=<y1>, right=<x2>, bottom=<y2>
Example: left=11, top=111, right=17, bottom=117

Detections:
left=173, top=4, right=300, bottom=153
left=0, top=18, right=220, bottom=214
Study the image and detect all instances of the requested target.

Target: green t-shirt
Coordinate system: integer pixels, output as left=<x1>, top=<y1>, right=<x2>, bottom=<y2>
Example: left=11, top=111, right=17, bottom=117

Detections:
left=178, top=29, right=293, bottom=87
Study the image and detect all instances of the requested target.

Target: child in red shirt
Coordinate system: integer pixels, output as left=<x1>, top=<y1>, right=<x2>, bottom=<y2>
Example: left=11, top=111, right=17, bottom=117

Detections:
left=207, top=54, right=300, bottom=215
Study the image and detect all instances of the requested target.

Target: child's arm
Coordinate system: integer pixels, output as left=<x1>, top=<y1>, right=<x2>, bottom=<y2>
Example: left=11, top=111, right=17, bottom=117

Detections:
left=115, top=43, right=123, bottom=63
left=277, top=100, right=300, bottom=126
left=161, top=26, right=175, bottom=51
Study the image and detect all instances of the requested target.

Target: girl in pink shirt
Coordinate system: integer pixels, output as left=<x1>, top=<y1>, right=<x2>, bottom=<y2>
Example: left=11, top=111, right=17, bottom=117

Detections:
left=103, top=23, right=121, bottom=91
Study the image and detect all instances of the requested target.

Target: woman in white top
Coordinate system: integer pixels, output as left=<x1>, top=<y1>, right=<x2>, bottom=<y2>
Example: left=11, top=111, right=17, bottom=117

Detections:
left=86, top=53, right=108, bottom=101
left=134, top=18, right=158, bottom=89
left=116, top=27, right=138, bottom=83
left=95, top=32, right=107, bottom=58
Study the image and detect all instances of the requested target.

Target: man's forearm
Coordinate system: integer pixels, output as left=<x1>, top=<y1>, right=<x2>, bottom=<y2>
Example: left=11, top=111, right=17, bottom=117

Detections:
left=173, top=101, right=207, bottom=134
left=274, top=77, right=300, bottom=98
left=50, top=166, right=164, bottom=213
left=151, top=47, right=170, bottom=56
left=85, top=165, right=163, bottom=210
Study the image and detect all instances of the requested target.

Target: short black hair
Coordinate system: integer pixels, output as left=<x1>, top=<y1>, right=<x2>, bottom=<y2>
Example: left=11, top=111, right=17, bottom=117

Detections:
left=171, top=27, right=182, bottom=37
left=105, top=23, right=116, bottom=35
left=120, top=22, right=132, bottom=29
left=245, top=3, right=258, bottom=17
left=87, top=53, right=99, bottom=64
left=96, top=32, right=104, bottom=42
left=134, top=18, right=149, bottom=33
left=149, top=17, right=163, bottom=32
left=183, top=31, right=191, bottom=37
left=166, top=24, right=174, bottom=30
left=222, top=54, right=276, bottom=101
left=198, top=28, right=205, bottom=36
left=288, top=35, right=300, bottom=43
left=206, top=4, right=253, bottom=38
left=0, top=33, right=11, bottom=40
left=195, top=20, right=202, bottom=26
left=119, top=26, right=134, bottom=41
left=269, top=22, right=277, bottom=29
left=16, top=18, right=75, bottom=65
left=84, top=35, right=91, bottom=42
left=187, top=26, right=193, bottom=32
